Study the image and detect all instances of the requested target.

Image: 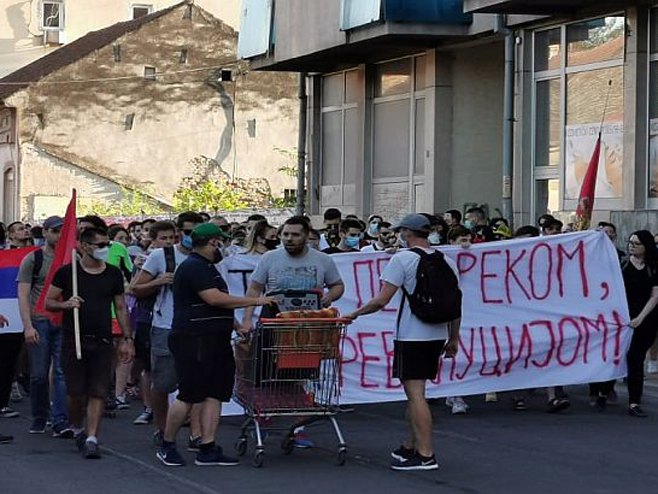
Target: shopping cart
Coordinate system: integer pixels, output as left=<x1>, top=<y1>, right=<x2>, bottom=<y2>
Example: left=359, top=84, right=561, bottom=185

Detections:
left=233, top=317, right=350, bottom=467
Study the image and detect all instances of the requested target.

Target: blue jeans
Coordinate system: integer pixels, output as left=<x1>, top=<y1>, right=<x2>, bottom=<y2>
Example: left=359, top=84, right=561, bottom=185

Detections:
left=29, top=320, right=69, bottom=426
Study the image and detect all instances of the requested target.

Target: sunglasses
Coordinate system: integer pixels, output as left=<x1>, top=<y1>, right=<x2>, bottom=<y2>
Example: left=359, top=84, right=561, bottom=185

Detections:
left=181, top=229, right=193, bottom=236
left=218, top=225, right=231, bottom=232
left=86, top=241, right=110, bottom=248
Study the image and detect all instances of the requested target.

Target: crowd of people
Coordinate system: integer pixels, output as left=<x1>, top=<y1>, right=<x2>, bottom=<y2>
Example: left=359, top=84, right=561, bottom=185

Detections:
left=0, top=206, right=658, bottom=471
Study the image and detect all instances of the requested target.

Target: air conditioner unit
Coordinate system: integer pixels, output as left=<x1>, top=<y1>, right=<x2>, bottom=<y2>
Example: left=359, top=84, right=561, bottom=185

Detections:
left=43, top=29, right=65, bottom=46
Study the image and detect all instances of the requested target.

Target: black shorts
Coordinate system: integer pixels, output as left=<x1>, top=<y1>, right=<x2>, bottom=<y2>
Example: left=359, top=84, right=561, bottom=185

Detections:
left=134, top=321, right=152, bottom=372
left=168, top=331, right=235, bottom=404
left=393, top=340, right=445, bottom=381
left=61, top=336, right=113, bottom=398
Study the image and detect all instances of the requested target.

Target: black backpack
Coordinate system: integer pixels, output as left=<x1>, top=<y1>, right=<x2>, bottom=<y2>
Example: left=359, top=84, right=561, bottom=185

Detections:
left=400, top=248, right=462, bottom=324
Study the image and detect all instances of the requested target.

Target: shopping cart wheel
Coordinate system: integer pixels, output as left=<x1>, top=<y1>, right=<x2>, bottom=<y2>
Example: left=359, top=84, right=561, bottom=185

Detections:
left=281, top=436, right=294, bottom=455
left=253, top=450, right=265, bottom=468
left=235, top=437, right=248, bottom=457
left=336, top=447, right=347, bottom=466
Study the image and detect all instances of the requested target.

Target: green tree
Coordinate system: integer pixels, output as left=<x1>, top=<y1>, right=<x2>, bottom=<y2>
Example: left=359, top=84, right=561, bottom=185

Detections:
left=173, top=179, right=248, bottom=213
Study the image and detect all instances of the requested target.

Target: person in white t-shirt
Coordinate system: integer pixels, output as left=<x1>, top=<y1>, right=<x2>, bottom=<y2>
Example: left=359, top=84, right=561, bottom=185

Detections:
left=346, top=214, right=461, bottom=472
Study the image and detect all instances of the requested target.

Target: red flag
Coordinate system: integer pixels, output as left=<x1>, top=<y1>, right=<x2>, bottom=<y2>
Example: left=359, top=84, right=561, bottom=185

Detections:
left=35, top=189, right=77, bottom=323
left=574, top=134, right=602, bottom=231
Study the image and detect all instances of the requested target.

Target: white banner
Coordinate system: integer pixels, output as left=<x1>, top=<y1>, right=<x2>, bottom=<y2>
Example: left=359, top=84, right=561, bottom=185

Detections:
left=221, top=231, right=631, bottom=404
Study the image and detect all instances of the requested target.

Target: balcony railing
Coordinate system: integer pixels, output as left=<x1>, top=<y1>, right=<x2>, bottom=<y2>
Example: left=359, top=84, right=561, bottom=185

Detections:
left=341, top=0, right=471, bottom=30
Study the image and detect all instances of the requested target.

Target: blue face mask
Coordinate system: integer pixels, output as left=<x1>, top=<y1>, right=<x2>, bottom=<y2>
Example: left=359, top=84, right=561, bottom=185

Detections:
left=181, top=234, right=193, bottom=250
left=464, top=220, right=475, bottom=230
left=368, top=223, right=379, bottom=236
left=345, top=236, right=360, bottom=249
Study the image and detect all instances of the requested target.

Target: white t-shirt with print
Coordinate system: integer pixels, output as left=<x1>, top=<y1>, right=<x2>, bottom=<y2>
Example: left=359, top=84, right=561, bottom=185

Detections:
left=380, top=248, right=459, bottom=342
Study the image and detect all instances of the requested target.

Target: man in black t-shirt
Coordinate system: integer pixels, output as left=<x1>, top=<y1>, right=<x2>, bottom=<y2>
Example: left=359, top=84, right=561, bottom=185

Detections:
left=46, top=227, right=134, bottom=460
left=157, top=223, right=274, bottom=468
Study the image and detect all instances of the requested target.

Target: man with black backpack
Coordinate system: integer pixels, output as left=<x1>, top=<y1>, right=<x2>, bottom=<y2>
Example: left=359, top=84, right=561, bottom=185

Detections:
left=17, top=216, right=72, bottom=437
left=133, top=212, right=203, bottom=448
left=346, top=214, right=462, bottom=472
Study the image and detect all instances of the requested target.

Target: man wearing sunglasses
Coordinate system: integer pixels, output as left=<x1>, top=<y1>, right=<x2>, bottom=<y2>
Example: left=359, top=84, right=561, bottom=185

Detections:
left=46, top=227, right=134, bottom=459
left=132, top=211, right=203, bottom=448
left=17, top=216, right=73, bottom=437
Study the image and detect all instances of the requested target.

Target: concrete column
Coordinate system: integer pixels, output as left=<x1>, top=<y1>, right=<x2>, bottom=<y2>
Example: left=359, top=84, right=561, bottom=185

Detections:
left=308, top=75, right=322, bottom=215
left=426, top=49, right=454, bottom=213
left=624, top=6, right=649, bottom=211
left=514, top=29, right=534, bottom=227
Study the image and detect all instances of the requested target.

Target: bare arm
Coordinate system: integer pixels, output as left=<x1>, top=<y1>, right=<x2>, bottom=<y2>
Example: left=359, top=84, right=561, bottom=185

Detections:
left=199, top=287, right=273, bottom=310
left=131, top=270, right=172, bottom=298
left=631, top=286, right=658, bottom=328
left=45, top=285, right=82, bottom=311
left=346, top=282, right=398, bottom=320
left=241, top=281, right=265, bottom=326
left=322, top=281, right=345, bottom=307
left=18, top=282, right=37, bottom=344
left=114, top=294, right=135, bottom=363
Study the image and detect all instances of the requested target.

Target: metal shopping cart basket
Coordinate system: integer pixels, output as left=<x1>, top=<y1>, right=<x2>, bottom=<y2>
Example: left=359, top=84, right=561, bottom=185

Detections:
left=233, top=316, right=350, bottom=467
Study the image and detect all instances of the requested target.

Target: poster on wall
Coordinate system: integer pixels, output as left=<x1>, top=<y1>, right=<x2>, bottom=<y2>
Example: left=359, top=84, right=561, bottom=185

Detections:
left=565, top=122, right=624, bottom=199
left=649, top=119, right=658, bottom=198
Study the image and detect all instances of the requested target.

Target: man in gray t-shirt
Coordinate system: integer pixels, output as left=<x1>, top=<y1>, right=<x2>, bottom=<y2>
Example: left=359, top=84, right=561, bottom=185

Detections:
left=242, top=217, right=345, bottom=449
left=242, top=217, right=344, bottom=330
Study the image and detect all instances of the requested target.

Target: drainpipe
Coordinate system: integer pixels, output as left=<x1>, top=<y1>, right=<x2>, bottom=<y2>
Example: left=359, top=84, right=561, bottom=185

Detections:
left=496, top=15, right=515, bottom=226
left=296, top=72, right=308, bottom=216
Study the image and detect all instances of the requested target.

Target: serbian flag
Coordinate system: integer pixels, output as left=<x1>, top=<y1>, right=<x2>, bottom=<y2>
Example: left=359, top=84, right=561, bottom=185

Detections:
left=574, top=133, right=602, bottom=231
left=35, top=190, right=77, bottom=324
left=0, top=247, right=38, bottom=334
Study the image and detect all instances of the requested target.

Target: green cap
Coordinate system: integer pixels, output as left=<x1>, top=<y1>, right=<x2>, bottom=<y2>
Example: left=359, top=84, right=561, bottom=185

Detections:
left=191, top=223, right=229, bottom=240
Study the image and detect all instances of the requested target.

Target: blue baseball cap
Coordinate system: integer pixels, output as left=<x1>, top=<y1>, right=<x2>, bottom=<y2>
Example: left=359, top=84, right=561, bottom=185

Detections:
left=393, top=214, right=431, bottom=233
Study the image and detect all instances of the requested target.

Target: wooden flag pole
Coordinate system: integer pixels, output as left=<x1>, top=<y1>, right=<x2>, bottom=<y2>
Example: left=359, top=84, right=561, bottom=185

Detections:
left=72, top=249, right=82, bottom=360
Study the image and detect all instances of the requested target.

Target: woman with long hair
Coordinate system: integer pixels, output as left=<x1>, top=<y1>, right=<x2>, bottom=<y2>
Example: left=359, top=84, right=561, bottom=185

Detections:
left=243, top=220, right=279, bottom=255
left=621, top=230, right=658, bottom=417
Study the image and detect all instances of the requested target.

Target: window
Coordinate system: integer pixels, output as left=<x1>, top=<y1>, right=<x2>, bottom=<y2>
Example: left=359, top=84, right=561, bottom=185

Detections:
left=532, top=16, right=625, bottom=216
left=650, top=9, right=658, bottom=198
left=42, top=1, right=63, bottom=30
left=144, top=66, right=156, bottom=81
left=372, top=56, right=426, bottom=180
left=320, top=70, right=360, bottom=206
left=124, top=113, right=135, bottom=131
left=113, top=44, right=121, bottom=62
left=179, top=48, right=188, bottom=64
left=132, top=4, right=153, bottom=19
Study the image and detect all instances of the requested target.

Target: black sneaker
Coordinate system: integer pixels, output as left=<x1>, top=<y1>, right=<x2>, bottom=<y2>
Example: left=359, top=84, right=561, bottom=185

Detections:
left=29, top=418, right=47, bottom=434
left=595, top=395, right=607, bottom=413
left=153, top=430, right=164, bottom=448
left=391, top=453, right=439, bottom=471
left=195, top=446, right=239, bottom=467
left=391, top=444, right=415, bottom=462
left=75, top=432, right=88, bottom=451
left=187, top=435, right=202, bottom=452
left=156, top=445, right=186, bottom=467
left=628, top=405, right=648, bottom=418
left=52, top=423, right=74, bottom=439
left=0, top=433, right=13, bottom=444
left=82, top=440, right=101, bottom=459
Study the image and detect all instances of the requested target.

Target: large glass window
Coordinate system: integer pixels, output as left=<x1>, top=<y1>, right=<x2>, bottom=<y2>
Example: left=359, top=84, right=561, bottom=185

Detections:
left=535, top=79, right=561, bottom=167
left=372, top=56, right=426, bottom=182
left=320, top=70, right=360, bottom=206
left=649, top=9, right=658, bottom=198
left=532, top=15, right=625, bottom=214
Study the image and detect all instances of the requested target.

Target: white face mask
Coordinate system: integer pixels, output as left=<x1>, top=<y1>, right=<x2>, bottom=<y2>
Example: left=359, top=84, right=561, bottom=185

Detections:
left=92, top=246, right=109, bottom=261
left=428, top=232, right=442, bottom=245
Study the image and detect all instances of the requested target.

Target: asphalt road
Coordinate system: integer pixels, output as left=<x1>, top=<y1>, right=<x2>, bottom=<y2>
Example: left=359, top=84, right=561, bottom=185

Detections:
left=2, top=382, right=658, bottom=494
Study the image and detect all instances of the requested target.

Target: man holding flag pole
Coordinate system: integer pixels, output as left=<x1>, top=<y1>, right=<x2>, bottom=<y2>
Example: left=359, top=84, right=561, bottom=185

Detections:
left=42, top=191, right=134, bottom=459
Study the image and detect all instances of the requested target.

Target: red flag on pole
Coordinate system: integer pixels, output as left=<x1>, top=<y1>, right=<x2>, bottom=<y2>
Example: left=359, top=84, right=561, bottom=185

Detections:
left=573, top=134, right=602, bottom=231
left=35, top=189, right=77, bottom=324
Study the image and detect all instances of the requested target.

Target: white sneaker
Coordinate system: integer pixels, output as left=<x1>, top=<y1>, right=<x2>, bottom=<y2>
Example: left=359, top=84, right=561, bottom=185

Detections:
left=451, top=398, right=469, bottom=415
left=647, top=360, right=658, bottom=374
left=445, top=397, right=455, bottom=408
left=10, top=382, right=22, bottom=403
left=485, top=393, right=498, bottom=403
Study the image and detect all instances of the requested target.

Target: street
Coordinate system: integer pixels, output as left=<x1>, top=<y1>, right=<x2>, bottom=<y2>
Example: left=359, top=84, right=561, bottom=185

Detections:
left=2, top=382, right=658, bottom=494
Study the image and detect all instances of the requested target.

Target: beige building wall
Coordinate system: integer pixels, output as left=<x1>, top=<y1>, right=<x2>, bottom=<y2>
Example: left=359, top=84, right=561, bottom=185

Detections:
left=0, top=0, right=241, bottom=77
left=3, top=4, right=298, bottom=221
left=450, top=41, right=504, bottom=215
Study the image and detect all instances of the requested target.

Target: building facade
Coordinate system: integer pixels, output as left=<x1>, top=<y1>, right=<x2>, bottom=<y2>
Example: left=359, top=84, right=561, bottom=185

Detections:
left=0, top=2, right=299, bottom=222
left=240, top=0, right=658, bottom=239
left=0, top=0, right=241, bottom=78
